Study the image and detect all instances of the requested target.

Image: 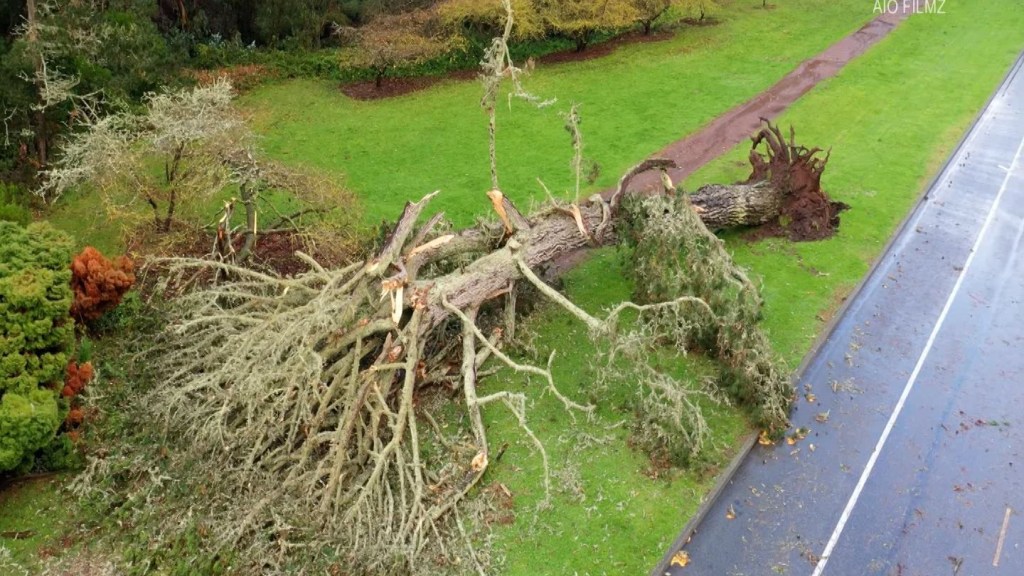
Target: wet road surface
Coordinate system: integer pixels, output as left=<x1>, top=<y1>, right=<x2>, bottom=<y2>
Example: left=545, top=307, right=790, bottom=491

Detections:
left=656, top=51, right=1024, bottom=576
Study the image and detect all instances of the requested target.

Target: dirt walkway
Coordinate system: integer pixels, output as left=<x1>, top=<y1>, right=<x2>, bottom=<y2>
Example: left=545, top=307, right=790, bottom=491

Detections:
left=624, top=8, right=911, bottom=193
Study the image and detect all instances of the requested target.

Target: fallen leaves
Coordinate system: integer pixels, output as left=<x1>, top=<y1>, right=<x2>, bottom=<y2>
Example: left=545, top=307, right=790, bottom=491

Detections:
left=670, top=551, right=691, bottom=567
left=786, top=427, right=811, bottom=445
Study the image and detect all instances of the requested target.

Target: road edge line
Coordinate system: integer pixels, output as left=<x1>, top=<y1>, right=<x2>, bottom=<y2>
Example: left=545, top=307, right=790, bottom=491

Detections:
left=649, top=431, right=758, bottom=576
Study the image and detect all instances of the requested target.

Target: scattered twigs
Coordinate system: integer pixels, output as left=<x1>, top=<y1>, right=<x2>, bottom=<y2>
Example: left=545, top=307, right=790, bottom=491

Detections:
left=444, top=295, right=592, bottom=418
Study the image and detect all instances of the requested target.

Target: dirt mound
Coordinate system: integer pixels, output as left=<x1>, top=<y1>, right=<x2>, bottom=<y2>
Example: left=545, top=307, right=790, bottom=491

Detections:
left=341, top=70, right=476, bottom=100
left=243, top=230, right=354, bottom=276
left=127, top=225, right=360, bottom=295
left=536, top=29, right=674, bottom=65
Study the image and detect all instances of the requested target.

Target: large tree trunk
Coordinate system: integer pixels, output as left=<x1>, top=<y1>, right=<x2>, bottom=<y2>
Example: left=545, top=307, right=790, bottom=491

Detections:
left=388, top=161, right=675, bottom=330
left=26, top=0, right=48, bottom=168
left=690, top=182, right=781, bottom=230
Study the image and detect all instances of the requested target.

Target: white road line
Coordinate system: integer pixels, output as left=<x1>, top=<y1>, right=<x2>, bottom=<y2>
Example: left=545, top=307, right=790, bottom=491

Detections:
left=994, top=507, right=1013, bottom=567
left=810, top=128, right=1024, bottom=576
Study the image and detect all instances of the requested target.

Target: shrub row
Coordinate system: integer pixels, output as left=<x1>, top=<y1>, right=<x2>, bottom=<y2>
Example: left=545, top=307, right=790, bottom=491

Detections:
left=1, top=221, right=134, bottom=475
left=0, top=222, right=75, bottom=474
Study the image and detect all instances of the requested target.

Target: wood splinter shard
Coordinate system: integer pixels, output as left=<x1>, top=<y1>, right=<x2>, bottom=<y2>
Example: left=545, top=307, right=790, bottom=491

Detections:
left=487, top=189, right=531, bottom=234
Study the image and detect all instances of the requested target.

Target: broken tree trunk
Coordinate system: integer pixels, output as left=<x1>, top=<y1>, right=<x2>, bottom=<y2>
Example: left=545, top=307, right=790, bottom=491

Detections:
left=690, top=181, right=780, bottom=230
left=149, top=158, right=683, bottom=573
left=384, top=159, right=676, bottom=329
left=690, top=119, right=847, bottom=240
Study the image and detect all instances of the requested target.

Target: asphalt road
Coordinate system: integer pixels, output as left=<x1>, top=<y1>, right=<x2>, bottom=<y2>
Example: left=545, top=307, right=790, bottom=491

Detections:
left=656, top=50, right=1024, bottom=576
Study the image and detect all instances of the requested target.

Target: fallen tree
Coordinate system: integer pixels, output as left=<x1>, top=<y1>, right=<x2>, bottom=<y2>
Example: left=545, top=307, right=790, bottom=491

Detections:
left=141, top=156, right=808, bottom=572
left=94, top=4, right=847, bottom=573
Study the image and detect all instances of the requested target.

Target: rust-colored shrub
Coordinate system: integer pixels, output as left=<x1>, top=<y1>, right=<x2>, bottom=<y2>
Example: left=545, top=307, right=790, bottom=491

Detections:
left=62, top=360, right=93, bottom=442
left=66, top=407, right=84, bottom=426
left=62, top=360, right=93, bottom=398
left=70, top=247, right=136, bottom=322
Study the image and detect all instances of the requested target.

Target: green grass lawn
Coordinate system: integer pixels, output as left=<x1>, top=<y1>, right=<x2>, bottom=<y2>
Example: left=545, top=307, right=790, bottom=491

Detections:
left=0, top=475, right=71, bottom=572
left=241, top=0, right=879, bottom=227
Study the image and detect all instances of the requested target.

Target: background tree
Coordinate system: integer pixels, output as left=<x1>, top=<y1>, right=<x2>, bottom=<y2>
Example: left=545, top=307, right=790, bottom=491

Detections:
left=632, top=0, right=673, bottom=34
left=1, top=0, right=175, bottom=182
left=254, top=0, right=354, bottom=48
left=632, top=0, right=719, bottom=33
left=341, top=8, right=453, bottom=89
left=438, top=0, right=543, bottom=41
left=40, top=79, right=246, bottom=232
left=40, top=79, right=358, bottom=258
left=1, top=0, right=26, bottom=37
left=156, top=0, right=440, bottom=43
left=680, top=0, right=718, bottom=22
left=535, top=0, right=638, bottom=52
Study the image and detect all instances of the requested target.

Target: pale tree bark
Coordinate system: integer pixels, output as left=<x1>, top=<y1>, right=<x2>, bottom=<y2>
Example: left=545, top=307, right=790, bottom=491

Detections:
left=26, top=0, right=47, bottom=167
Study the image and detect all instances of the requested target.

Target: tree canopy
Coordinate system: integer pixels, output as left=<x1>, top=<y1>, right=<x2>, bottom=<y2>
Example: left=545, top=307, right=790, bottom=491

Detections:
left=342, top=7, right=454, bottom=87
left=438, top=0, right=543, bottom=40
left=535, top=0, right=639, bottom=51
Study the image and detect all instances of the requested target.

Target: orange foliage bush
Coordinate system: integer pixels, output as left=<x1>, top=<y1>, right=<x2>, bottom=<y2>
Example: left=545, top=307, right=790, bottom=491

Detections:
left=62, top=360, right=94, bottom=441
left=66, top=407, right=85, bottom=426
left=63, top=360, right=93, bottom=398
left=70, top=247, right=136, bottom=322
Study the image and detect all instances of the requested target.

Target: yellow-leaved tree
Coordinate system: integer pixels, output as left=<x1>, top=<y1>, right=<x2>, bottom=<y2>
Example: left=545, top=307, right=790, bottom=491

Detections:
left=438, top=0, right=544, bottom=40
left=535, top=0, right=640, bottom=52
left=632, top=0, right=720, bottom=34
left=343, top=8, right=455, bottom=89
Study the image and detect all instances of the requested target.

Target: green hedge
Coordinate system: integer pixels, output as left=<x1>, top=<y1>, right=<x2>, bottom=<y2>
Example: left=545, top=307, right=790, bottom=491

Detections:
left=0, top=221, right=74, bottom=474
left=187, top=23, right=645, bottom=86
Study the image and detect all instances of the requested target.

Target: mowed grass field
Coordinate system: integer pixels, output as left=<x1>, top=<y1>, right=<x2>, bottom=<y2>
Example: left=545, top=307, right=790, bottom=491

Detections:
left=241, top=0, right=879, bottom=226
